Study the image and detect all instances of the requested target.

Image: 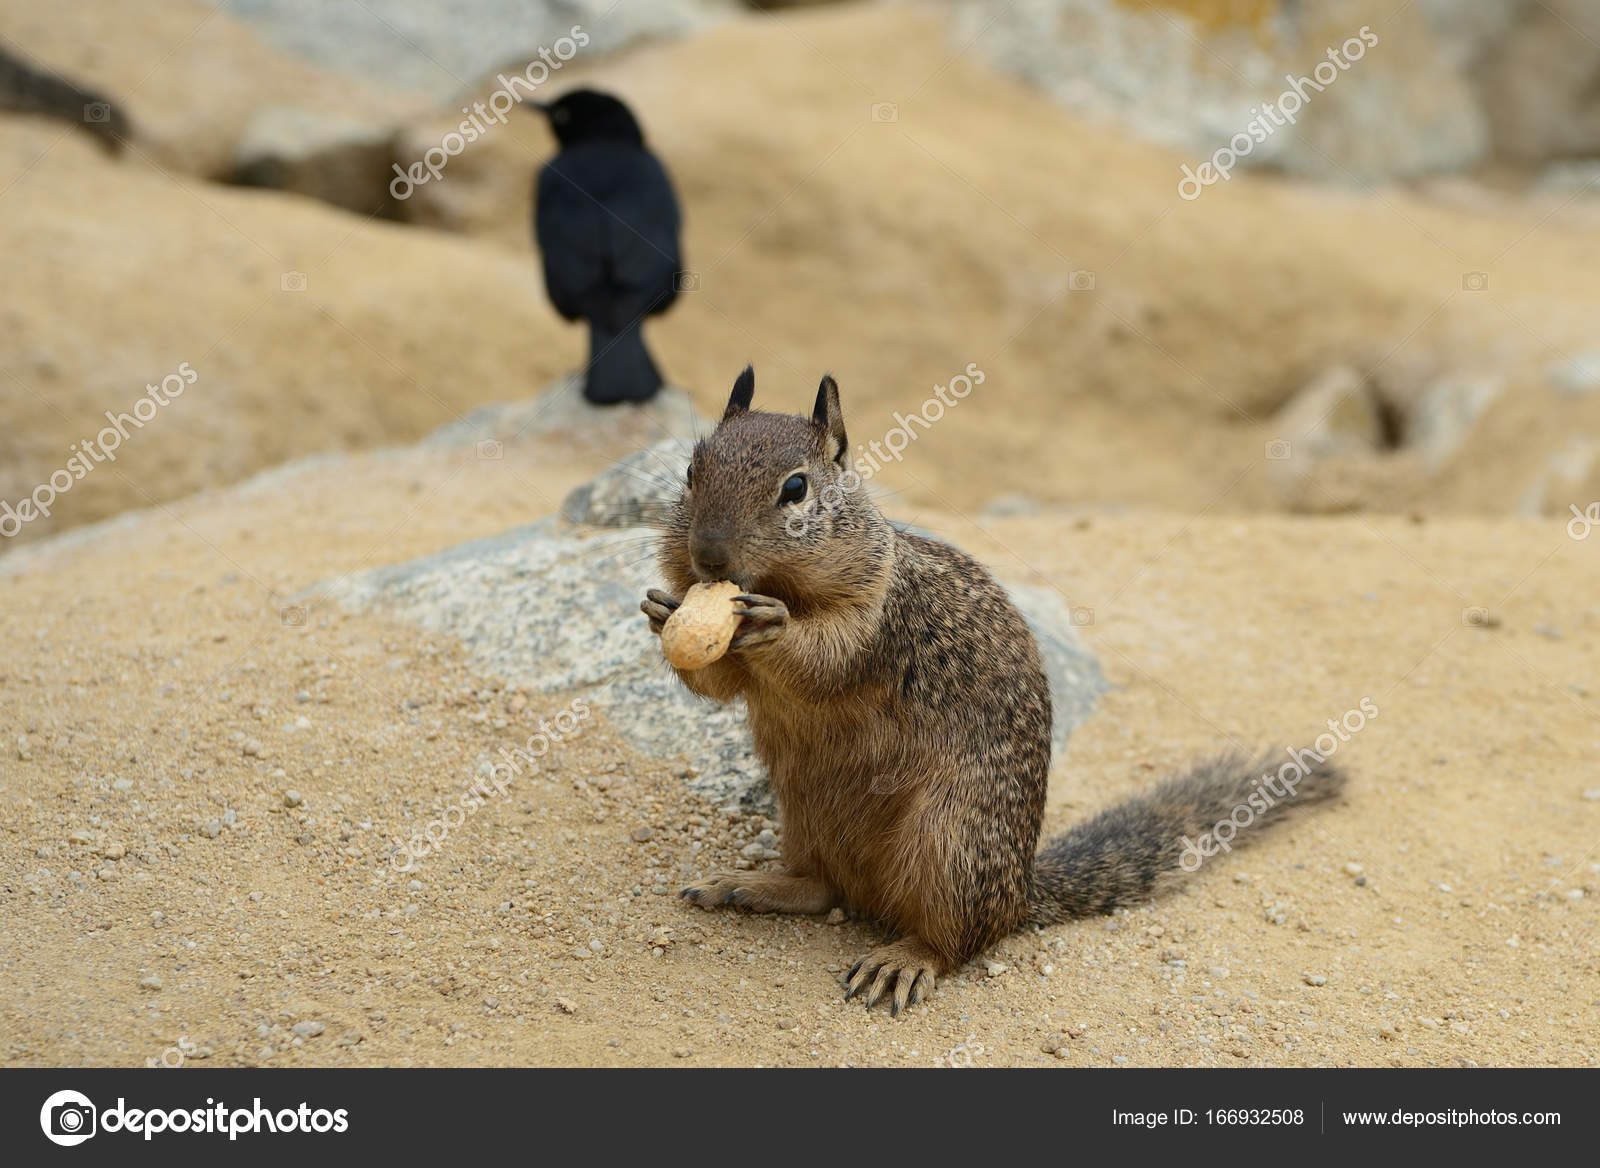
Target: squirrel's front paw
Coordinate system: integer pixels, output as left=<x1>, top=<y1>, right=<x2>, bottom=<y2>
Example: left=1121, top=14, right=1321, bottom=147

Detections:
left=844, top=938, right=942, bottom=1017
left=641, top=588, right=680, bottom=635
left=679, top=873, right=756, bottom=909
left=729, top=593, right=789, bottom=651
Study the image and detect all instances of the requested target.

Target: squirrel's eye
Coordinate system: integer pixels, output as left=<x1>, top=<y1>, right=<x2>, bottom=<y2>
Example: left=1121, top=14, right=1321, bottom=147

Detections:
left=778, top=473, right=807, bottom=505
left=685, top=463, right=694, bottom=489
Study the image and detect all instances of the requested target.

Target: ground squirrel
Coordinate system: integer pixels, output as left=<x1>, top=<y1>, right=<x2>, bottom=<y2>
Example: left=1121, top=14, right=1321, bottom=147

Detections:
left=642, top=367, right=1345, bottom=1014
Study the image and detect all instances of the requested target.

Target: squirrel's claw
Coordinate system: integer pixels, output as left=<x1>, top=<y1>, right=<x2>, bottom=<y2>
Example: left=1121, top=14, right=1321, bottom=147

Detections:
left=641, top=589, right=680, bottom=634
left=729, top=593, right=789, bottom=650
left=844, top=939, right=940, bottom=1016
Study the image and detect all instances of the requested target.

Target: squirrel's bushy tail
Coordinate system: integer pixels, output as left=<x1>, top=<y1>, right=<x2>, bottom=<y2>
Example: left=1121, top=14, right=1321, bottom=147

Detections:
left=1027, top=751, right=1345, bottom=925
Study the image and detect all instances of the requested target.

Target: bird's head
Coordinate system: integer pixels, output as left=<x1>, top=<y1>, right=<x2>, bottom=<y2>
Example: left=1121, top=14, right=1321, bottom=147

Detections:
left=530, top=89, right=644, bottom=148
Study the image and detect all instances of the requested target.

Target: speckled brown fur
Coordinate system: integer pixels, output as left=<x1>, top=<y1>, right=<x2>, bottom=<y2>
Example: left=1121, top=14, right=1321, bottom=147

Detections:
left=642, top=367, right=1344, bottom=1014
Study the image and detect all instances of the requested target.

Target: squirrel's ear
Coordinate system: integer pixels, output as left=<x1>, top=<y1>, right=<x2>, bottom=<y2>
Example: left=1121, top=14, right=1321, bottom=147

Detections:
left=722, top=365, right=755, bottom=422
left=811, top=375, right=847, bottom=466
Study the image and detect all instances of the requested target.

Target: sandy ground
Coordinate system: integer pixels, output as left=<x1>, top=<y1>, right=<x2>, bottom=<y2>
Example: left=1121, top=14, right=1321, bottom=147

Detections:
left=2, top=431, right=1595, bottom=1068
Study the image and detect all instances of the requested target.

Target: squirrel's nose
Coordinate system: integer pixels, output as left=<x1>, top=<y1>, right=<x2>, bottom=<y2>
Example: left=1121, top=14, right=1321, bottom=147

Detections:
left=689, top=531, right=732, bottom=579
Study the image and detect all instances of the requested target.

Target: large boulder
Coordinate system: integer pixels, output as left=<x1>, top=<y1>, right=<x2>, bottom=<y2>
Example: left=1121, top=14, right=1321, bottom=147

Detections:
left=949, top=0, right=1600, bottom=180
left=424, top=376, right=708, bottom=456
left=233, top=107, right=399, bottom=217
left=308, top=445, right=1109, bottom=807
left=1475, top=0, right=1600, bottom=163
left=0, top=0, right=428, bottom=177
left=953, top=0, right=1488, bottom=184
left=216, top=0, right=738, bottom=101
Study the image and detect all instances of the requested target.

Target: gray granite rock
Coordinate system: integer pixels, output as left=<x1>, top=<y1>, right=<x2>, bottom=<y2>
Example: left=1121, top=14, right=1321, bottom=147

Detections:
left=309, top=456, right=1108, bottom=808
left=1408, top=373, right=1503, bottom=470
left=219, top=0, right=737, bottom=101
left=424, top=375, right=708, bottom=451
left=561, top=439, right=692, bottom=527
left=1546, top=352, right=1600, bottom=399
left=233, top=107, right=397, bottom=216
left=954, top=0, right=1489, bottom=183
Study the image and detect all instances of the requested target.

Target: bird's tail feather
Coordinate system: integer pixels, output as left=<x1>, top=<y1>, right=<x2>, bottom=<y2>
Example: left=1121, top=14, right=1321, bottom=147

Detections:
left=583, top=320, right=662, bottom=405
left=1027, top=750, right=1345, bottom=924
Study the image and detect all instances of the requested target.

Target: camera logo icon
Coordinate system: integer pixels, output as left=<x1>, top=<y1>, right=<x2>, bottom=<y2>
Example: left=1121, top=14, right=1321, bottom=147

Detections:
left=1462, top=271, right=1489, bottom=292
left=674, top=270, right=700, bottom=292
left=1069, top=270, right=1096, bottom=292
left=870, top=102, right=898, bottom=123
left=280, top=604, right=308, bottom=627
left=1070, top=606, right=1095, bottom=627
left=1265, top=438, right=1292, bottom=460
left=40, top=1090, right=97, bottom=1146
left=475, top=439, right=503, bottom=461
left=280, top=271, right=308, bottom=292
left=83, top=102, right=111, bottom=124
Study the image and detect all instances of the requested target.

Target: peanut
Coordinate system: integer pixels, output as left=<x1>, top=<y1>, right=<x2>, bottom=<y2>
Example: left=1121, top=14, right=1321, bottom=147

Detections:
left=660, top=581, right=742, bottom=670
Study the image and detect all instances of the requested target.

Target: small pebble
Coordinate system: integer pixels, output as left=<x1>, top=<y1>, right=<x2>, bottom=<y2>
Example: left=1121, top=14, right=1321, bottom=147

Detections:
left=139, top=976, right=163, bottom=991
left=984, top=961, right=1007, bottom=977
left=1344, top=862, right=1364, bottom=877
left=283, top=790, right=304, bottom=807
left=291, top=1021, right=325, bottom=1038
left=1303, top=973, right=1327, bottom=987
left=555, top=997, right=577, bottom=1014
left=200, top=820, right=222, bottom=839
left=630, top=825, right=653, bottom=842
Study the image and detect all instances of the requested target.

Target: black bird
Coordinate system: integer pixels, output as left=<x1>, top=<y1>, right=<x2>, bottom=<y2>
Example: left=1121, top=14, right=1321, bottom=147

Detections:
left=530, top=89, right=682, bottom=405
